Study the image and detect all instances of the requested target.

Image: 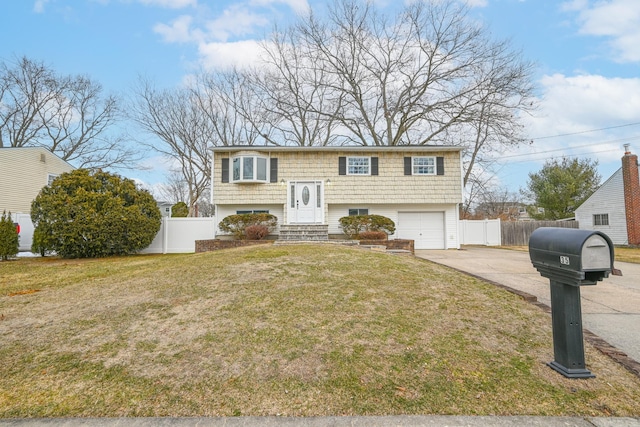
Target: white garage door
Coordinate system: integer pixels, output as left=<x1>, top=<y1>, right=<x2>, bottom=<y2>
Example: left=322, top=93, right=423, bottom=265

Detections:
left=397, top=212, right=445, bottom=249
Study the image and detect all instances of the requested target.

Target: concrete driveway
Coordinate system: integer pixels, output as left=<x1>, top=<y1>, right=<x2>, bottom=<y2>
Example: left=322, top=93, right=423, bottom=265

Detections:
left=416, top=246, right=640, bottom=367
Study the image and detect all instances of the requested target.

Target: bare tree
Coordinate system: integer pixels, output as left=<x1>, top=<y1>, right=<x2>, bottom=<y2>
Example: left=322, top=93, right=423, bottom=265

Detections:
left=240, top=25, right=344, bottom=147
left=0, top=56, right=134, bottom=169
left=192, top=70, right=266, bottom=147
left=262, top=0, right=535, bottom=176
left=474, top=186, right=522, bottom=221
left=131, top=78, right=212, bottom=216
left=156, top=169, right=190, bottom=205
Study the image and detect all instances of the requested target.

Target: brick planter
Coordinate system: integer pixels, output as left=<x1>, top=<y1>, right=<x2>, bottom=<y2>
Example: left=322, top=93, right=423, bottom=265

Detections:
left=358, top=239, right=414, bottom=254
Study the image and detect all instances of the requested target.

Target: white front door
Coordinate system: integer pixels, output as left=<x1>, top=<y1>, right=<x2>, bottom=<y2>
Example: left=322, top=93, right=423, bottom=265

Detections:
left=289, top=181, right=323, bottom=223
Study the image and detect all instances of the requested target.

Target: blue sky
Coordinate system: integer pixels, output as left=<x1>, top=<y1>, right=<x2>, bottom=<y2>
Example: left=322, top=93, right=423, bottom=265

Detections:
left=2, top=0, right=640, bottom=197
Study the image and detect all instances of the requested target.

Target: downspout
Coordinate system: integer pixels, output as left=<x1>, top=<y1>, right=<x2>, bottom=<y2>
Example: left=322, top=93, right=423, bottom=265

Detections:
left=210, top=150, right=215, bottom=207
left=210, top=150, right=216, bottom=239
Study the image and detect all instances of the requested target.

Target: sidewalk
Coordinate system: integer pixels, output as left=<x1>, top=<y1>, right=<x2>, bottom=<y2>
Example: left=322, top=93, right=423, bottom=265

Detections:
left=0, top=415, right=639, bottom=426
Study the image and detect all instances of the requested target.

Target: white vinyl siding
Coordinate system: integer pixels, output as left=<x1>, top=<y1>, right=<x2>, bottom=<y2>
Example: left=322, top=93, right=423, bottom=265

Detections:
left=575, top=168, right=628, bottom=244
left=0, top=147, right=74, bottom=215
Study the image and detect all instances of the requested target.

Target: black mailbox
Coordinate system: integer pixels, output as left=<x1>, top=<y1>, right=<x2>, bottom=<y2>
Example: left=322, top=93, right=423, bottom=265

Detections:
left=529, top=227, right=620, bottom=379
left=529, top=227, right=614, bottom=286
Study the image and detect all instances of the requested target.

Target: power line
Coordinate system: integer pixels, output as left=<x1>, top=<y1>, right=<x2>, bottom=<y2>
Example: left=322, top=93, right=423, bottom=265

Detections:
left=530, top=122, right=640, bottom=141
left=503, top=148, right=618, bottom=164
left=498, top=136, right=639, bottom=160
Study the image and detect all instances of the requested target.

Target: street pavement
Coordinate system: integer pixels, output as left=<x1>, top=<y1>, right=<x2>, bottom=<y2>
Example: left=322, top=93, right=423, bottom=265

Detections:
left=415, top=246, right=640, bottom=364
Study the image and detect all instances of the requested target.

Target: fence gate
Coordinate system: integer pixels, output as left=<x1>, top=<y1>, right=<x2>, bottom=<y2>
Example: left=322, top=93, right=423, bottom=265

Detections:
left=459, top=219, right=501, bottom=246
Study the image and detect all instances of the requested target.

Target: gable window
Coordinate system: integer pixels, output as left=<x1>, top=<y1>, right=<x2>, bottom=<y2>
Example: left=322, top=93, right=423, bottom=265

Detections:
left=413, top=157, right=436, bottom=175
left=348, top=208, right=369, bottom=216
left=47, top=174, right=59, bottom=186
left=593, top=213, right=609, bottom=226
left=231, top=155, right=269, bottom=183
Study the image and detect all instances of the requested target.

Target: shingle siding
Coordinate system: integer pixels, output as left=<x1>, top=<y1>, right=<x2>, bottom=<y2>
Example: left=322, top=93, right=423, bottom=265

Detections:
left=213, top=150, right=462, bottom=205
left=0, top=147, right=74, bottom=214
left=211, top=147, right=463, bottom=248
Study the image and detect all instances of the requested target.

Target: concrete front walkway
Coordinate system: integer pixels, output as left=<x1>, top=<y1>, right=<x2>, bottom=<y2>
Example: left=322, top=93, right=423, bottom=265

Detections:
left=415, top=247, right=640, bottom=367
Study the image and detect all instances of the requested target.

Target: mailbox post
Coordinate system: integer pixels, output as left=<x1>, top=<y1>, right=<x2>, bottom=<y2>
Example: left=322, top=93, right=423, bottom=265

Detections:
left=529, top=227, right=619, bottom=379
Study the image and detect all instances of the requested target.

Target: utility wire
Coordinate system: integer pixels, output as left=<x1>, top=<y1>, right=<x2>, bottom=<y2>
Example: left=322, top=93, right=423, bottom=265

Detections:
left=530, top=122, right=640, bottom=140
left=498, top=135, right=639, bottom=160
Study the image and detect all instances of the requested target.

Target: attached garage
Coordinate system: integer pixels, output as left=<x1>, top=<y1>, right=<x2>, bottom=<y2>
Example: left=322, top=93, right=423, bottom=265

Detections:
left=397, top=211, right=445, bottom=249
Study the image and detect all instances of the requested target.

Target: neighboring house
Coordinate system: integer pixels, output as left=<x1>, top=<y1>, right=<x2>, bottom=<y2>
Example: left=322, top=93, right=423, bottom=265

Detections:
left=157, top=201, right=173, bottom=217
left=210, top=146, right=463, bottom=249
left=474, top=202, right=543, bottom=221
left=575, top=145, right=640, bottom=245
left=0, top=147, right=74, bottom=215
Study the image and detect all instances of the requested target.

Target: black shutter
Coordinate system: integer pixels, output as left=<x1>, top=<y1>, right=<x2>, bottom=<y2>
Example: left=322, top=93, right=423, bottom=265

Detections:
left=221, top=158, right=229, bottom=183
left=436, top=157, right=445, bottom=175
left=339, top=157, right=346, bottom=175
left=404, top=157, right=412, bottom=175
left=371, top=157, right=378, bottom=176
left=270, top=158, right=278, bottom=183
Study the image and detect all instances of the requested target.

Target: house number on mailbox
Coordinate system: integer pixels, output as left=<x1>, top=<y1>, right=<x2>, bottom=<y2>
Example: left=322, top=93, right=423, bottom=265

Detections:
left=559, top=256, right=570, bottom=265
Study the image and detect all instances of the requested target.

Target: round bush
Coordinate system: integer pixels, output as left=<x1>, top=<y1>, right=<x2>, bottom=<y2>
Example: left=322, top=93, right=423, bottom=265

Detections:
left=358, top=230, right=388, bottom=240
left=31, top=169, right=162, bottom=258
left=245, top=224, right=269, bottom=240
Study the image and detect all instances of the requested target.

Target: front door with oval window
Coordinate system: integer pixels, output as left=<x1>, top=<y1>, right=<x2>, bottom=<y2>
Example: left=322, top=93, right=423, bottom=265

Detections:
left=290, top=181, right=323, bottom=223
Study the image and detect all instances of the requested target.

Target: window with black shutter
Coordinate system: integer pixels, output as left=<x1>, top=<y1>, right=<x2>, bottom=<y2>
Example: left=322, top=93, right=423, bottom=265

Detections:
left=270, top=158, right=278, bottom=183
left=339, top=157, right=347, bottom=175
left=221, top=158, right=229, bottom=183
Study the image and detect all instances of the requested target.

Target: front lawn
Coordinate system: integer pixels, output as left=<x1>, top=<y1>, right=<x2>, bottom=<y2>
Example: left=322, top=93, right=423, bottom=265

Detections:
left=1, top=245, right=639, bottom=417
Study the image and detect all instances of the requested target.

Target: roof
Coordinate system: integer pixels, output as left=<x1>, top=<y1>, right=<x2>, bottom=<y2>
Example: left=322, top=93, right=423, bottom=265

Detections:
left=0, top=146, right=75, bottom=169
left=209, top=145, right=462, bottom=153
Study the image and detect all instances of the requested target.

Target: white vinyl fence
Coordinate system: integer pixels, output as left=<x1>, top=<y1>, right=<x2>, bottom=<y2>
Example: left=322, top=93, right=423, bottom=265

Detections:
left=459, top=219, right=501, bottom=246
left=12, top=214, right=216, bottom=254
left=14, top=213, right=35, bottom=251
left=142, top=217, right=217, bottom=254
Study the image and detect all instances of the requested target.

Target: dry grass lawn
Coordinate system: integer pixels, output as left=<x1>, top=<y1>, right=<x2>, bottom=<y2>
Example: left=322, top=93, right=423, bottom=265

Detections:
left=1, top=244, right=640, bottom=418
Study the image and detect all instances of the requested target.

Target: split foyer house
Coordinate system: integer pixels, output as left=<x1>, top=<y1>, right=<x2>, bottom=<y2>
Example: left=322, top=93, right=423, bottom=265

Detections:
left=0, top=146, right=74, bottom=215
left=210, top=146, right=463, bottom=249
left=575, top=145, right=640, bottom=245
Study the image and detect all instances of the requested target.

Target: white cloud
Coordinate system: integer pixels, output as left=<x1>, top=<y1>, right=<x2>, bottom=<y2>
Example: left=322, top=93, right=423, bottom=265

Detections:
left=198, top=40, right=266, bottom=70
left=566, top=0, right=640, bottom=62
left=33, top=0, right=50, bottom=13
left=154, top=15, right=200, bottom=43
left=204, top=5, right=270, bottom=42
left=138, top=0, right=197, bottom=8
left=521, top=73, right=640, bottom=163
left=249, top=0, right=310, bottom=15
